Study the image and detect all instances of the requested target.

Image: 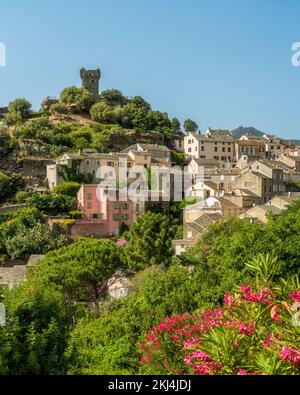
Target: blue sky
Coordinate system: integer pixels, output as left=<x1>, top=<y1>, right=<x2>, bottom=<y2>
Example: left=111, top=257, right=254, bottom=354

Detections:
left=0, top=0, right=300, bottom=139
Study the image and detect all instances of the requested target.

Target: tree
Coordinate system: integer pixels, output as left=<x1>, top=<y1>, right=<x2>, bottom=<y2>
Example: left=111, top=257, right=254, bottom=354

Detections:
left=0, top=282, right=68, bottom=374
left=100, top=89, right=128, bottom=107
left=60, top=86, right=95, bottom=113
left=0, top=171, right=26, bottom=201
left=130, top=96, right=151, bottom=111
left=53, top=181, right=81, bottom=197
left=184, top=119, right=198, bottom=133
left=49, top=102, right=68, bottom=118
left=90, top=101, right=120, bottom=124
left=15, top=191, right=29, bottom=202
left=35, top=239, right=123, bottom=302
left=123, top=212, right=175, bottom=270
left=29, top=193, right=77, bottom=214
left=65, top=265, right=201, bottom=374
left=171, top=117, right=181, bottom=132
left=5, top=222, right=67, bottom=259
left=7, top=98, right=32, bottom=119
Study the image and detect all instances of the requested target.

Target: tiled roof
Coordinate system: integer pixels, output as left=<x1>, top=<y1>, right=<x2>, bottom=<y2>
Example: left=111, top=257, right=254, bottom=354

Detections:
left=190, top=130, right=234, bottom=142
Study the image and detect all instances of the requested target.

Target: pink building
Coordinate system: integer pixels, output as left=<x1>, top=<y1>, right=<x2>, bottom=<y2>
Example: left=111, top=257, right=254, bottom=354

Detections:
left=73, top=185, right=134, bottom=237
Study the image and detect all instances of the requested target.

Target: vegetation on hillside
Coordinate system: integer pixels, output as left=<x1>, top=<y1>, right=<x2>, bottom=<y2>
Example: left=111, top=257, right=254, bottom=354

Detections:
left=0, top=201, right=299, bottom=375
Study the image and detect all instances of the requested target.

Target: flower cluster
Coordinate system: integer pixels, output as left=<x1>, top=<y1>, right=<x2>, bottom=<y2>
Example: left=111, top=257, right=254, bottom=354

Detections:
left=280, top=346, right=300, bottom=366
left=240, top=285, right=273, bottom=305
left=139, top=283, right=300, bottom=375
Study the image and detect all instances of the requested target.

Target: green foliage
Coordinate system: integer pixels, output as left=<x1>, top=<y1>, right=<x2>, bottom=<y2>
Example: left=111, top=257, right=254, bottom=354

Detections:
left=60, top=86, right=95, bottom=113
left=184, top=118, right=198, bottom=133
left=5, top=222, right=66, bottom=259
left=181, top=201, right=300, bottom=303
left=53, top=181, right=81, bottom=197
left=0, top=282, right=68, bottom=374
left=171, top=151, right=185, bottom=168
left=139, top=257, right=300, bottom=375
left=7, top=98, right=32, bottom=121
left=0, top=171, right=26, bottom=202
left=35, top=239, right=123, bottom=302
left=171, top=117, right=181, bottom=132
left=65, top=265, right=201, bottom=374
left=49, top=102, right=68, bottom=117
left=100, top=89, right=129, bottom=107
left=29, top=193, right=77, bottom=214
left=123, top=211, right=175, bottom=270
left=15, top=191, right=29, bottom=202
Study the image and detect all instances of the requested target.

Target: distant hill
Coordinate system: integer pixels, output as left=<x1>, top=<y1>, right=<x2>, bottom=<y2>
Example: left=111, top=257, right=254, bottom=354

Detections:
left=231, top=126, right=300, bottom=145
left=231, top=126, right=264, bottom=139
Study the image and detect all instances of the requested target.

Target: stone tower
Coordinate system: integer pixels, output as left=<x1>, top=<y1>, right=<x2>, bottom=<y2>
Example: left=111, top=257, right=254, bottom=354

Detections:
left=80, top=67, right=101, bottom=97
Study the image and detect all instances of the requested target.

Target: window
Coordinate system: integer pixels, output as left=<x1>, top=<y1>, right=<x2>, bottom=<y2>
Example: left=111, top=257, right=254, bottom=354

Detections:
left=87, top=193, right=92, bottom=200
left=228, top=148, right=231, bottom=152
left=222, top=147, right=225, bottom=152
left=214, top=147, right=218, bottom=152
left=122, top=214, right=129, bottom=220
left=87, top=202, right=92, bottom=209
left=96, top=160, right=100, bottom=165
left=91, top=213, right=101, bottom=220
left=195, top=146, right=198, bottom=151
left=201, top=146, right=204, bottom=151
left=114, top=202, right=120, bottom=209
left=86, top=160, right=90, bottom=166
left=122, top=203, right=128, bottom=209
left=188, top=148, right=192, bottom=153
left=113, top=214, right=120, bottom=220
left=136, top=203, right=140, bottom=212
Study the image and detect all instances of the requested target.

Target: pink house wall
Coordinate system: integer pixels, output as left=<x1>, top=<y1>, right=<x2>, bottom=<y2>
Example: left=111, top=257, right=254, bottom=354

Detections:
left=75, top=185, right=134, bottom=236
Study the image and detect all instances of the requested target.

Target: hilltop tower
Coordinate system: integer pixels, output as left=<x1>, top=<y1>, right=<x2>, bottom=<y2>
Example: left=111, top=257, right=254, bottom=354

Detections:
left=80, top=67, right=101, bottom=97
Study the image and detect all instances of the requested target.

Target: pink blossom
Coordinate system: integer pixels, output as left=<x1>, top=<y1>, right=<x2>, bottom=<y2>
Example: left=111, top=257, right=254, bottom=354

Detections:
left=238, top=321, right=255, bottom=336
left=184, top=355, right=192, bottom=366
left=289, top=290, right=300, bottom=303
left=280, top=346, right=300, bottom=366
left=237, top=369, right=247, bottom=375
left=271, top=306, right=281, bottom=323
left=224, top=291, right=234, bottom=308
left=192, top=351, right=212, bottom=361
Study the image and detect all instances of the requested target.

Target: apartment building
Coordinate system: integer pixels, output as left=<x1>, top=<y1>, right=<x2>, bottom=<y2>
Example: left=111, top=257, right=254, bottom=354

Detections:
left=184, top=128, right=235, bottom=168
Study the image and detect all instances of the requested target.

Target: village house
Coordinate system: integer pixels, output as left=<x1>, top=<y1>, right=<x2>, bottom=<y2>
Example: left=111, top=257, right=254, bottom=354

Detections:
left=74, top=185, right=137, bottom=237
left=184, top=128, right=235, bottom=168
left=237, top=160, right=285, bottom=201
left=239, top=193, right=300, bottom=223
left=187, top=158, right=240, bottom=199
left=47, top=144, right=171, bottom=190
left=235, top=139, right=266, bottom=163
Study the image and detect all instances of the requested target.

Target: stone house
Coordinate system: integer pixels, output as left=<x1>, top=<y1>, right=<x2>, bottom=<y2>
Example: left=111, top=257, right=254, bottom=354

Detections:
left=184, top=128, right=235, bottom=168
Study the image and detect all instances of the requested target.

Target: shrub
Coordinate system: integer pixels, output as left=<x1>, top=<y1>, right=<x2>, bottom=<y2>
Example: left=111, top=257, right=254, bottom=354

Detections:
left=139, top=255, right=300, bottom=375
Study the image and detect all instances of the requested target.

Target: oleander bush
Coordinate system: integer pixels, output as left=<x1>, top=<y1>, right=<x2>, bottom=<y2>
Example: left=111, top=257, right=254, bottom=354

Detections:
left=139, top=255, right=300, bottom=375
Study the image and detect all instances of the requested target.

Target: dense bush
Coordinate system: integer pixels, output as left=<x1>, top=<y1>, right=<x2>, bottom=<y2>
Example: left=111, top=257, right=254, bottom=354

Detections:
left=139, top=256, right=300, bottom=375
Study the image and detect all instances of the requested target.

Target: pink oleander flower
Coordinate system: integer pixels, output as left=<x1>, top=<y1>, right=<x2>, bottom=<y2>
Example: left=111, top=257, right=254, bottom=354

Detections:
left=192, top=351, right=212, bottom=361
left=237, top=369, right=247, bottom=375
left=280, top=346, right=300, bottom=366
left=263, top=333, right=275, bottom=349
left=271, top=306, right=281, bottom=323
left=182, top=337, right=201, bottom=349
left=240, top=285, right=272, bottom=305
left=224, top=291, right=234, bottom=308
left=184, top=355, right=192, bottom=366
left=238, top=321, right=255, bottom=336
left=289, top=290, right=300, bottom=303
